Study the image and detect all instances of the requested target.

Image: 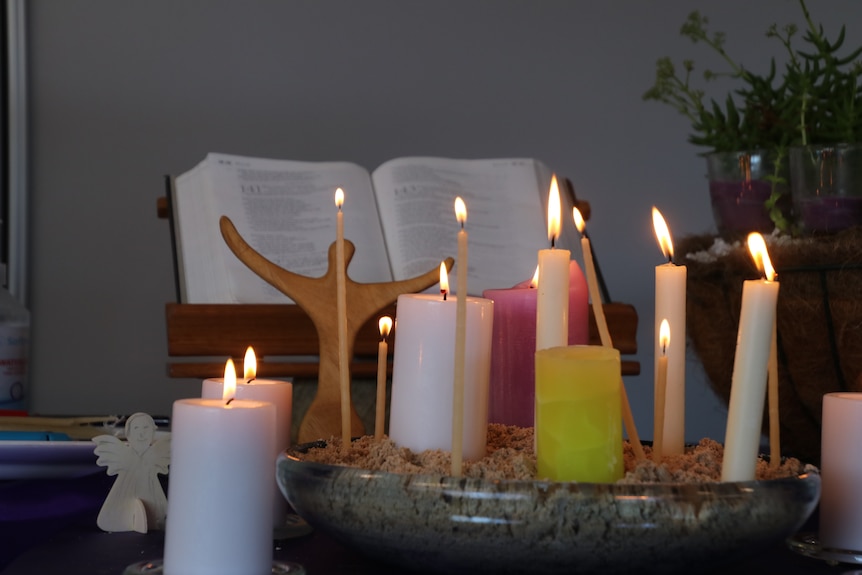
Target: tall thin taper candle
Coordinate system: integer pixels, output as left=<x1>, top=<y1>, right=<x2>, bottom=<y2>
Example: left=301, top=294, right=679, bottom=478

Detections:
left=652, top=207, right=686, bottom=455
left=573, top=207, right=645, bottom=461
left=653, top=319, right=670, bottom=461
left=452, top=197, right=468, bottom=477
left=375, top=316, right=392, bottom=440
left=335, top=187, right=350, bottom=448
left=722, top=232, right=779, bottom=482
left=768, top=317, right=780, bottom=469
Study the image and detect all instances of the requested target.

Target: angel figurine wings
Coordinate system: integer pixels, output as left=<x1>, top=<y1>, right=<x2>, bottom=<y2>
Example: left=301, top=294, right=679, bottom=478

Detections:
left=92, top=412, right=171, bottom=533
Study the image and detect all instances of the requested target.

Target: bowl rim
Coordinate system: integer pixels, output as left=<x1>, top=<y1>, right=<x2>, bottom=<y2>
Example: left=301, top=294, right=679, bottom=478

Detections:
left=280, top=439, right=821, bottom=493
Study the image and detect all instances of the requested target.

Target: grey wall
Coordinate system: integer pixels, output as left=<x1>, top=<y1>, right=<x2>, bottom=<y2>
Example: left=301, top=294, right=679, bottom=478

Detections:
left=25, top=0, right=860, bottom=444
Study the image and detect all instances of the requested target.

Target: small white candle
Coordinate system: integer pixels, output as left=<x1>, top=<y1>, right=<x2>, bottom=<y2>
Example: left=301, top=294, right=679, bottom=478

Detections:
left=201, top=348, right=293, bottom=528
left=536, top=175, right=570, bottom=351
left=652, top=207, right=687, bottom=455
left=165, top=359, right=276, bottom=575
left=653, top=319, right=670, bottom=461
left=389, top=266, right=493, bottom=462
left=722, top=232, right=779, bottom=482
left=820, top=392, right=862, bottom=552
left=375, top=316, right=392, bottom=440
left=335, top=187, right=351, bottom=448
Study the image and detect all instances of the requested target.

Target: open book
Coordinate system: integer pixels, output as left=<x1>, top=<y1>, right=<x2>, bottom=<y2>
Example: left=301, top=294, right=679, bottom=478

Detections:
left=168, top=153, right=578, bottom=304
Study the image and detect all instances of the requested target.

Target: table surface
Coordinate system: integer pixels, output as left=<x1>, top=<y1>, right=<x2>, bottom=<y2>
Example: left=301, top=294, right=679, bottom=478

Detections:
left=0, top=473, right=850, bottom=575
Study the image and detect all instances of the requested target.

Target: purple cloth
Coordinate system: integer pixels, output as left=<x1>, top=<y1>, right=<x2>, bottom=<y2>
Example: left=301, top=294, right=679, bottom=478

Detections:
left=0, top=473, right=113, bottom=570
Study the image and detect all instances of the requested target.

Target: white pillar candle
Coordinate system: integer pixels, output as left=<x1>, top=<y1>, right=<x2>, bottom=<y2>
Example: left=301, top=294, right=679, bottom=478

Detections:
left=821, top=392, right=862, bottom=552
left=652, top=208, right=686, bottom=455
left=722, top=233, right=779, bottom=482
left=389, top=292, right=493, bottom=461
left=163, top=397, right=276, bottom=575
left=201, top=367, right=292, bottom=528
left=536, top=175, right=570, bottom=351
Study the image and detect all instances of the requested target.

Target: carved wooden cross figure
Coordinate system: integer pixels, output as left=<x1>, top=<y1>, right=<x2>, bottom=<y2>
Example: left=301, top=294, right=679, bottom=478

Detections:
left=220, top=216, right=454, bottom=443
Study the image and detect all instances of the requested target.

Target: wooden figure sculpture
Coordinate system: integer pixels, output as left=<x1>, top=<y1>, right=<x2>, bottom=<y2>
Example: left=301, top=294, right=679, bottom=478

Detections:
left=220, top=215, right=453, bottom=443
left=92, top=412, right=171, bottom=533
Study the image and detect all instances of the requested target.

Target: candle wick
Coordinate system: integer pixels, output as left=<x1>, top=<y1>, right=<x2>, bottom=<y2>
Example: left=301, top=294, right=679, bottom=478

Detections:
left=442, top=291, right=448, bottom=301
left=550, top=237, right=556, bottom=249
left=666, top=255, right=673, bottom=265
left=246, top=377, right=255, bottom=384
left=225, top=397, right=236, bottom=405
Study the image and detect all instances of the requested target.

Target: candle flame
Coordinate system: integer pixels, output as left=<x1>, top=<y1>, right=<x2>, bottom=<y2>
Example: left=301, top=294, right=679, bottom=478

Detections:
left=747, top=232, right=777, bottom=281
left=378, top=316, right=393, bottom=340
left=659, top=319, right=671, bottom=355
left=335, top=187, right=344, bottom=210
left=440, top=262, right=449, bottom=299
left=572, top=206, right=586, bottom=235
left=531, top=265, right=539, bottom=288
left=652, top=207, right=674, bottom=261
left=454, top=196, right=467, bottom=228
left=223, top=358, right=237, bottom=402
left=547, top=175, right=561, bottom=245
left=243, top=346, right=256, bottom=381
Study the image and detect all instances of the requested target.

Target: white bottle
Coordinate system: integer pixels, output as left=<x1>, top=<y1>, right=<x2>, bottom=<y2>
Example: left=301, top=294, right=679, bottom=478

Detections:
left=0, top=283, right=29, bottom=411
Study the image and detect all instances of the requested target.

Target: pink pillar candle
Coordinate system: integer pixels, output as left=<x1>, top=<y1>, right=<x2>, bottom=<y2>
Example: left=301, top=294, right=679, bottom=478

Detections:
left=483, top=261, right=589, bottom=427
left=388, top=292, right=493, bottom=461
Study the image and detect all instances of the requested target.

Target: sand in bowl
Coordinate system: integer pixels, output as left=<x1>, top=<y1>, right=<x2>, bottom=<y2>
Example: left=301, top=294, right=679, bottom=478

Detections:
left=299, top=423, right=807, bottom=483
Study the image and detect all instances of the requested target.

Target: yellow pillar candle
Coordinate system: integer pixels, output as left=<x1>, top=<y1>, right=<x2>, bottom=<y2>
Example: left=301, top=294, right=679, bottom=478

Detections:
left=535, top=345, right=623, bottom=483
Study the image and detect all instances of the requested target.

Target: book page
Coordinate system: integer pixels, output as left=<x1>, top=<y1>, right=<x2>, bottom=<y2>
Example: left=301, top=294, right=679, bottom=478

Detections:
left=371, top=157, right=568, bottom=296
left=176, top=153, right=392, bottom=304
left=173, top=159, right=232, bottom=303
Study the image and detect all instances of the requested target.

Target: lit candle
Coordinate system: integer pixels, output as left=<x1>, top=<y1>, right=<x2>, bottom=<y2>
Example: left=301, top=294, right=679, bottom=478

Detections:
left=452, top=197, right=468, bottom=477
left=483, top=262, right=589, bottom=427
left=201, top=347, right=293, bottom=528
left=574, top=207, right=645, bottom=461
left=535, top=345, right=623, bottom=483
left=375, top=316, right=393, bottom=440
left=335, top=187, right=350, bottom=448
left=721, top=232, right=779, bottom=482
left=164, top=359, right=276, bottom=575
left=536, top=175, right=570, bottom=351
left=652, top=207, right=687, bottom=455
left=653, top=319, right=670, bottom=461
left=389, top=265, right=494, bottom=462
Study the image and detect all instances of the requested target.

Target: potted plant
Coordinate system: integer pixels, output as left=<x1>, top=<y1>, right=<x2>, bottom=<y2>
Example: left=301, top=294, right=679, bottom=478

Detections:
left=781, top=2, right=862, bottom=234
left=643, top=0, right=862, bottom=237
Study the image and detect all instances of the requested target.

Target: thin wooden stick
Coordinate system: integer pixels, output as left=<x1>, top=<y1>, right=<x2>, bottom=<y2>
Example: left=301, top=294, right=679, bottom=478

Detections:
left=768, top=318, right=780, bottom=469
left=582, top=237, right=645, bottom=461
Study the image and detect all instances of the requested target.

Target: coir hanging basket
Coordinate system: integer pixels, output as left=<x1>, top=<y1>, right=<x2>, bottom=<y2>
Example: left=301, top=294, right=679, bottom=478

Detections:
left=678, top=228, right=862, bottom=465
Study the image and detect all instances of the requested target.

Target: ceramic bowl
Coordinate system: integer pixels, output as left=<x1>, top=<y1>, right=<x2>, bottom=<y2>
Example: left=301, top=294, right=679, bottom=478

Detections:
left=276, top=442, right=820, bottom=575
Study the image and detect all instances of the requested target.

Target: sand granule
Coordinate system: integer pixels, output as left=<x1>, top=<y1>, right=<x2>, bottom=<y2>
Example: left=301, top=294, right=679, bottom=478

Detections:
left=300, top=423, right=807, bottom=483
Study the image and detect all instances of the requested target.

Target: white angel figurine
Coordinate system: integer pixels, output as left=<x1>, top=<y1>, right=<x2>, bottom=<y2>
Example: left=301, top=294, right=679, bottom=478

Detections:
left=92, top=412, right=171, bottom=533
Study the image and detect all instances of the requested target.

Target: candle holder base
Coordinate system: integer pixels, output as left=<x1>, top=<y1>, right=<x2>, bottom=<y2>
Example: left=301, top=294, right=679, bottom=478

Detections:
left=122, top=560, right=306, bottom=574
left=788, top=531, right=862, bottom=566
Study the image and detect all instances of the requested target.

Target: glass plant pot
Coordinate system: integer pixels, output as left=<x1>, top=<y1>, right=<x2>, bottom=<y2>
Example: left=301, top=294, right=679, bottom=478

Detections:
left=706, top=150, right=790, bottom=237
left=789, top=144, right=862, bottom=234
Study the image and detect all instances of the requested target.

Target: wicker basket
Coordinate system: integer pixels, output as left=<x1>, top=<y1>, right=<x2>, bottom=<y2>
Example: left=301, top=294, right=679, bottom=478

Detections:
left=679, top=228, right=862, bottom=465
